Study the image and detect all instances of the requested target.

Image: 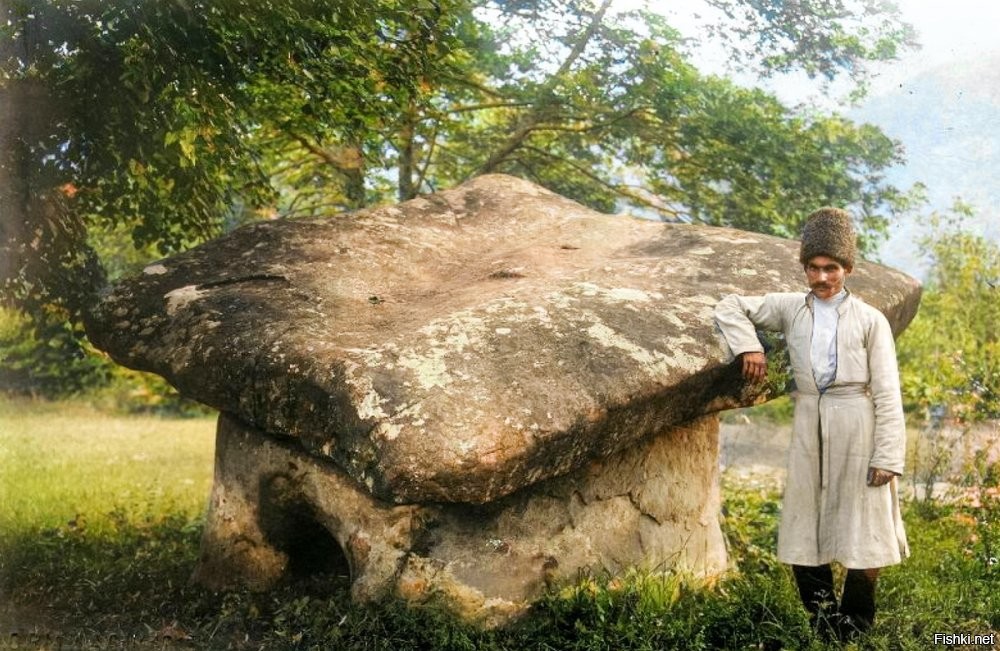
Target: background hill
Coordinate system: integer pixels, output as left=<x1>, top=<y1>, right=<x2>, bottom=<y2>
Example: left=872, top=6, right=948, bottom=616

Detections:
left=852, top=53, right=1000, bottom=274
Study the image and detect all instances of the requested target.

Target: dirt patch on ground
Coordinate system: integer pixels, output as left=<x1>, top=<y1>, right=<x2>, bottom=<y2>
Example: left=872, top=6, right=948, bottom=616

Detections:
left=0, top=592, right=64, bottom=649
left=720, top=419, right=791, bottom=473
left=720, top=418, right=1000, bottom=501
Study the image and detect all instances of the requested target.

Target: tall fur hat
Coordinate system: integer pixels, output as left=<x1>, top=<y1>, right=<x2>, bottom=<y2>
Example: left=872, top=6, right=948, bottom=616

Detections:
left=799, top=207, right=857, bottom=268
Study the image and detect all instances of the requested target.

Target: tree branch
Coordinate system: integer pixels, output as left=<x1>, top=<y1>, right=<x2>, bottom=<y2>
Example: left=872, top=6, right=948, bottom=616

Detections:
left=528, top=106, right=654, bottom=134
left=415, top=120, right=440, bottom=194
left=448, top=101, right=533, bottom=113
left=522, top=145, right=681, bottom=218
left=476, top=0, right=614, bottom=175
left=552, top=0, right=614, bottom=80
left=286, top=131, right=362, bottom=171
left=441, top=73, right=509, bottom=99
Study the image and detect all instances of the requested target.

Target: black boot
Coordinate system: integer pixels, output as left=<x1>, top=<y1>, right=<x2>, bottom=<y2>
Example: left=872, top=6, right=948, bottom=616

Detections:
left=792, top=564, right=837, bottom=635
left=837, top=568, right=879, bottom=640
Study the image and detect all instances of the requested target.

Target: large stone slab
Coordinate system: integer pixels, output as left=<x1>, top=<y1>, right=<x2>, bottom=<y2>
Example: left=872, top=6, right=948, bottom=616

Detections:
left=85, top=174, right=921, bottom=504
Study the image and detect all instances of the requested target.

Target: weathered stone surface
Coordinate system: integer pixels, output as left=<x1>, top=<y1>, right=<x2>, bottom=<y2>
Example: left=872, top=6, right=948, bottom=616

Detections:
left=85, top=174, right=921, bottom=504
left=195, top=412, right=725, bottom=626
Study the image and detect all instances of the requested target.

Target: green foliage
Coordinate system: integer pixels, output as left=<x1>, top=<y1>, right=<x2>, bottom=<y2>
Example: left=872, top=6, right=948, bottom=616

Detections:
left=1, top=217, right=209, bottom=408
left=0, top=305, right=209, bottom=412
left=0, top=306, right=110, bottom=396
left=2, top=1, right=916, bottom=308
left=898, top=205, right=1000, bottom=423
left=644, top=81, right=910, bottom=242
left=743, top=395, right=795, bottom=423
left=703, top=0, right=917, bottom=86
left=890, top=500, right=1000, bottom=634
left=92, top=366, right=215, bottom=416
left=1, top=0, right=471, bottom=313
left=1, top=0, right=922, bottom=401
left=720, top=476, right=783, bottom=570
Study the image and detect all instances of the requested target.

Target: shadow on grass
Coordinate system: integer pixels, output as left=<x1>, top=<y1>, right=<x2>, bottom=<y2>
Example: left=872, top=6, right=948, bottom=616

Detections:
left=0, top=506, right=815, bottom=650
left=2, top=494, right=997, bottom=650
left=0, top=509, right=510, bottom=650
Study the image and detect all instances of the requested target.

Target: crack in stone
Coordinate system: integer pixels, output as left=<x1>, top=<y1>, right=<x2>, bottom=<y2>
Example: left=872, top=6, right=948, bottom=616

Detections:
left=628, top=490, right=661, bottom=526
left=196, top=274, right=289, bottom=290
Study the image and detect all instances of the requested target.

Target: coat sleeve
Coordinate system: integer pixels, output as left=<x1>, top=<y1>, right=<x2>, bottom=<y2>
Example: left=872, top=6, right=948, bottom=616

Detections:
left=713, top=294, right=787, bottom=357
left=866, top=311, right=907, bottom=475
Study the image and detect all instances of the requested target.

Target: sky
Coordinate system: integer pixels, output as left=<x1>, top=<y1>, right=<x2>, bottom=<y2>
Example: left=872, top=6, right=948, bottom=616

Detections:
left=868, top=0, right=1000, bottom=90
left=612, top=0, right=1000, bottom=275
left=848, top=1, right=1000, bottom=272
left=762, top=0, right=1000, bottom=100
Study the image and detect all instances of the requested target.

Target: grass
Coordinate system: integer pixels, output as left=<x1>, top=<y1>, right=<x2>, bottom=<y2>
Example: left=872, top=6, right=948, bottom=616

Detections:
left=1, top=397, right=998, bottom=650
left=0, top=398, right=215, bottom=537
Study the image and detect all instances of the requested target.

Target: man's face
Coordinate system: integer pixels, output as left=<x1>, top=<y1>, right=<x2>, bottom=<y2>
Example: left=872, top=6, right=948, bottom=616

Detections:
left=805, top=255, right=851, bottom=300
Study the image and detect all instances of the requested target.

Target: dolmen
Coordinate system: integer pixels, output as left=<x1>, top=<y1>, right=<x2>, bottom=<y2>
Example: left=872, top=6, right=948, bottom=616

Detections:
left=85, top=174, right=921, bottom=626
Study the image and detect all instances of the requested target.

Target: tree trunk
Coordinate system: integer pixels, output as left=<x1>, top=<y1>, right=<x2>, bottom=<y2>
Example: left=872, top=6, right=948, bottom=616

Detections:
left=343, top=166, right=367, bottom=210
left=0, top=79, right=105, bottom=315
left=0, top=80, right=42, bottom=298
left=398, top=102, right=417, bottom=202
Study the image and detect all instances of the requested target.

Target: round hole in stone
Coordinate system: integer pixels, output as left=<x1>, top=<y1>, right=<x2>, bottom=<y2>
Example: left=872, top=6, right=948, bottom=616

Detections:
left=259, top=475, right=352, bottom=589
left=283, top=511, right=349, bottom=580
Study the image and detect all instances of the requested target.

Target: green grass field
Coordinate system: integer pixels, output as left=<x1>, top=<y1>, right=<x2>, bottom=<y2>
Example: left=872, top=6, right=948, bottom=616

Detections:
left=0, top=398, right=215, bottom=537
left=1, top=398, right=998, bottom=650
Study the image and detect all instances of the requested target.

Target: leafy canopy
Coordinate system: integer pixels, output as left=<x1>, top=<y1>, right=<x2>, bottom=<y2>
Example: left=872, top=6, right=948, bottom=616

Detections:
left=1, top=0, right=921, bottom=399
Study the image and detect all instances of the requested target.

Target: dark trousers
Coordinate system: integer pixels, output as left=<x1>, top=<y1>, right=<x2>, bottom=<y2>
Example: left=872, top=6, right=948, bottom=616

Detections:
left=792, top=564, right=879, bottom=632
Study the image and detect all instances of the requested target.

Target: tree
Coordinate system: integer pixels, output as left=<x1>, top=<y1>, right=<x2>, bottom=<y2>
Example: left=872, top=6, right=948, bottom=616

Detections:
left=1, top=0, right=471, bottom=393
left=898, top=205, right=1000, bottom=423
left=896, top=204, right=999, bottom=503
left=2, top=0, right=920, bottom=395
left=702, top=0, right=915, bottom=88
left=377, top=0, right=917, bottom=231
left=2, top=0, right=467, bottom=310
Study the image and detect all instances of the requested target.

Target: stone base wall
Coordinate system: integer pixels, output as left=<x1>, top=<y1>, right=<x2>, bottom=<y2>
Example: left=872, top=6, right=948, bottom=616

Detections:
left=193, top=412, right=727, bottom=626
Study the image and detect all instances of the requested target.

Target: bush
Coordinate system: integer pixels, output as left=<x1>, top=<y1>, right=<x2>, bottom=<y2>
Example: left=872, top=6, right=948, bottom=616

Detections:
left=87, top=366, right=213, bottom=417
left=0, top=306, right=110, bottom=397
left=1, top=306, right=210, bottom=415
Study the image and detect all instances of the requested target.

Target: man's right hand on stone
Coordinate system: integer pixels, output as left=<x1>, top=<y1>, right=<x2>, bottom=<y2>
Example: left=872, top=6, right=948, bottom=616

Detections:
left=741, top=352, right=767, bottom=383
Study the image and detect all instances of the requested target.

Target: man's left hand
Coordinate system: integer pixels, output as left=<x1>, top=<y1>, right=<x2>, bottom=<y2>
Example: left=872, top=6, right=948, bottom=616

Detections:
left=867, top=467, right=896, bottom=487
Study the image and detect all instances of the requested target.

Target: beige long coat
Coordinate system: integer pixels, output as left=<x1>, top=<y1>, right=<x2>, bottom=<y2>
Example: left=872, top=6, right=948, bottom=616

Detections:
left=715, top=291, right=909, bottom=568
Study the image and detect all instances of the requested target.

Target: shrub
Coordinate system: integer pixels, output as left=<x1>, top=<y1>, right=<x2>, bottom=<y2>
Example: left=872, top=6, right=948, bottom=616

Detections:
left=0, top=306, right=110, bottom=397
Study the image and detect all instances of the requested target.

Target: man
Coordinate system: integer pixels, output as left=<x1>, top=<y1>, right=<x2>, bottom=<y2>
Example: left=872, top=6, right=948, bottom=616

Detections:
left=713, top=208, right=909, bottom=638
